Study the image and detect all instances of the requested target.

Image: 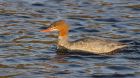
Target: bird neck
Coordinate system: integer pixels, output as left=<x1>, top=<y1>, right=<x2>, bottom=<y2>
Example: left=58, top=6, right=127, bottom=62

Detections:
left=58, top=29, right=69, bottom=46
left=59, top=30, right=68, bottom=38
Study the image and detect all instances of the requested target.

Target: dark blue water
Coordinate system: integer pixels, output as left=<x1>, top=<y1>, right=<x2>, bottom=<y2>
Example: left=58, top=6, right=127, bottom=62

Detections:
left=0, top=0, right=140, bottom=78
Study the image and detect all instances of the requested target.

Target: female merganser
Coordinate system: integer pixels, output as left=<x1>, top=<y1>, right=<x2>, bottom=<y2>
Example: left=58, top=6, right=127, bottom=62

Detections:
left=41, top=20, right=127, bottom=54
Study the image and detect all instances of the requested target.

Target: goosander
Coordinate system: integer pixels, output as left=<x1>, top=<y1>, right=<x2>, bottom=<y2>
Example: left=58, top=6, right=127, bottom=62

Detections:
left=41, top=20, right=127, bottom=54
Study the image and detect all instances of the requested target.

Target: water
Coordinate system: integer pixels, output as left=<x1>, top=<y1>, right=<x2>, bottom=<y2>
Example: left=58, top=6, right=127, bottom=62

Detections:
left=0, top=0, right=140, bottom=78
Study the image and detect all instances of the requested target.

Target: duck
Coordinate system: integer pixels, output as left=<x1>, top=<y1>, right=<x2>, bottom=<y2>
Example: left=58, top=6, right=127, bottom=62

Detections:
left=40, top=20, right=127, bottom=54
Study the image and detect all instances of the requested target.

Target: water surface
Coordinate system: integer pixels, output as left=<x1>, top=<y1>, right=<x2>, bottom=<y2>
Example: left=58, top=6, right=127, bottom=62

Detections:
left=0, top=0, right=140, bottom=78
